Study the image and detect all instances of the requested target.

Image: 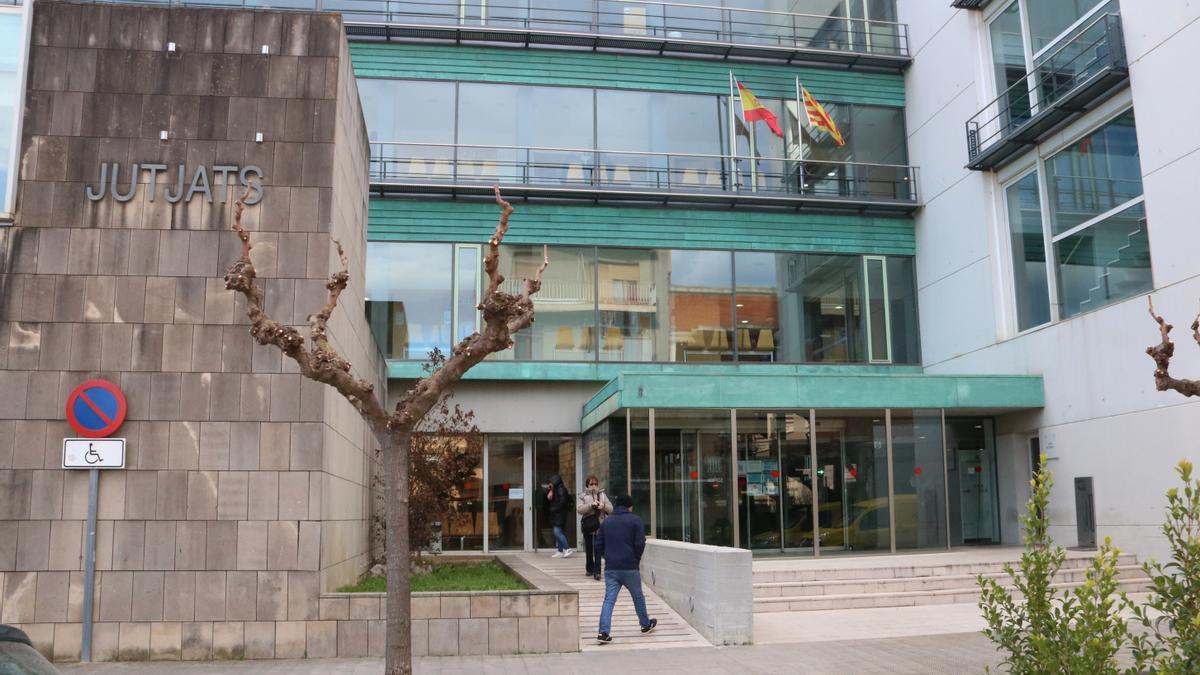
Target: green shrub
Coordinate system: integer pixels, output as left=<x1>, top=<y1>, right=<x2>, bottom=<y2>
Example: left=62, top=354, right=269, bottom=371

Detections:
left=978, top=458, right=1132, bottom=674
left=1131, top=459, right=1200, bottom=672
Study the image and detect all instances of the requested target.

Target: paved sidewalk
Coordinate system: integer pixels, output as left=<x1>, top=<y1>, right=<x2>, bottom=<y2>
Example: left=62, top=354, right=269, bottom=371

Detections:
left=60, top=633, right=1001, bottom=673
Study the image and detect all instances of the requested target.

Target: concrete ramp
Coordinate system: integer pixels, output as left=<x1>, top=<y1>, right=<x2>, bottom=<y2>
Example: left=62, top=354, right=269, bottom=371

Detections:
left=514, top=552, right=711, bottom=652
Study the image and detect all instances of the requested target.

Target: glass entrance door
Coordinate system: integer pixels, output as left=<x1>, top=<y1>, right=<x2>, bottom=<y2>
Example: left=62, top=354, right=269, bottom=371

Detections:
left=488, top=437, right=525, bottom=551
left=533, top=437, right=578, bottom=551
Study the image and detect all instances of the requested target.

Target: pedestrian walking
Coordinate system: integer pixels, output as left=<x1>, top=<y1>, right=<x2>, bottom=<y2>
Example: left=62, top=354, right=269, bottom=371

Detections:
left=576, top=475, right=613, bottom=580
left=594, top=494, right=657, bottom=644
left=544, top=474, right=574, bottom=558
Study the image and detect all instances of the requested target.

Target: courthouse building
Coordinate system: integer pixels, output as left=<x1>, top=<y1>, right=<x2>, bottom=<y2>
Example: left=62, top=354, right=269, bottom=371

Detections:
left=0, top=0, right=1197, bottom=661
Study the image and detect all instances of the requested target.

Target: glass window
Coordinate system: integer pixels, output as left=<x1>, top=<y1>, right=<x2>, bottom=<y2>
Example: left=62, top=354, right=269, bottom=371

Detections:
left=358, top=79, right=456, bottom=181
left=736, top=411, right=814, bottom=552
left=630, top=409, right=651, bottom=535
left=1026, top=0, right=1104, bottom=52
left=1056, top=200, right=1150, bottom=318
left=426, top=435, right=483, bottom=552
left=365, top=243, right=453, bottom=360
left=1007, top=172, right=1051, bottom=330
left=848, top=105, right=911, bottom=200
left=0, top=10, right=23, bottom=213
left=669, top=250, right=734, bottom=362
left=491, top=245, right=596, bottom=362
left=598, top=90, right=723, bottom=191
left=534, top=437, right=577, bottom=549
left=864, top=257, right=889, bottom=362
left=598, top=248, right=664, bottom=362
left=1046, top=111, right=1142, bottom=236
left=787, top=254, right=865, bottom=363
left=583, top=414, right=620, bottom=498
left=813, top=410, right=889, bottom=553
left=734, top=252, right=781, bottom=362
left=890, top=410, right=947, bottom=550
left=886, top=257, right=920, bottom=364
left=989, top=1, right=1029, bottom=124
left=454, top=245, right=481, bottom=342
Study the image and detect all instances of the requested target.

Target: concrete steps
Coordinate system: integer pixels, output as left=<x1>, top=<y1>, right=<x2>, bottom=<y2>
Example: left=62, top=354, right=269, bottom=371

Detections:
left=753, top=553, right=1150, bottom=613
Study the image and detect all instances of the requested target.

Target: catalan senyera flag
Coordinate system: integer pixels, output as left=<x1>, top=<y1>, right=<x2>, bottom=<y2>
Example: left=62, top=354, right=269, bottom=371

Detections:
left=736, top=79, right=784, bottom=139
left=800, top=85, right=845, bottom=147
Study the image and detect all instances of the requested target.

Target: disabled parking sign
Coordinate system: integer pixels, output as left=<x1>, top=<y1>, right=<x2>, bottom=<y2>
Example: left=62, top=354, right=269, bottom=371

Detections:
left=65, top=379, right=127, bottom=438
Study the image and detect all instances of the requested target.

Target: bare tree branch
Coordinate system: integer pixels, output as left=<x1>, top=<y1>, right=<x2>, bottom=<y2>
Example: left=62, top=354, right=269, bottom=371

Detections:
left=1146, top=296, right=1200, bottom=397
left=223, top=187, right=390, bottom=428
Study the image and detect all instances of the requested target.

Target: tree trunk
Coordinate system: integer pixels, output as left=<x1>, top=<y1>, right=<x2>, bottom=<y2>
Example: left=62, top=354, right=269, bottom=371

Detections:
left=383, top=430, right=412, bottom=675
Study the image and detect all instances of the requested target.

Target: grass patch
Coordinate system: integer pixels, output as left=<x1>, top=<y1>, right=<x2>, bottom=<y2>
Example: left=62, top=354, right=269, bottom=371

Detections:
left=337, top=561, right=527, bottom=593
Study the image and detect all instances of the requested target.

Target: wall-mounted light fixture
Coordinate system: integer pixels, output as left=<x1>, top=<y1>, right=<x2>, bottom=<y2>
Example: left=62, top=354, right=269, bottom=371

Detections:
left=167, top=41, right=177, bottom=53
left=254, top=132, right=264, bottom=143
left=159, top=130, right=169, bottom=141
left=260, top=45, right=270, bottom=55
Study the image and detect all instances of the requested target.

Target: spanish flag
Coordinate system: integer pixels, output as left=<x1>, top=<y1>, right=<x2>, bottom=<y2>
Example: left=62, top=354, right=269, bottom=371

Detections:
left=800, top=84, right=845, bottom=147
left=736, top=79, right=783, bottom=139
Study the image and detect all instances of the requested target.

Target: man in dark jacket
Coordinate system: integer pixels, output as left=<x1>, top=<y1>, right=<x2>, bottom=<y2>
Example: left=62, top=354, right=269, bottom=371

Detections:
left=594, top=494, right=656, bottom=643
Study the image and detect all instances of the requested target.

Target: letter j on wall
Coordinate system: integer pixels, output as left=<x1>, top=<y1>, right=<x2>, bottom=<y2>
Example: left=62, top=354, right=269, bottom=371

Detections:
left=65, top=379, right=128, bottom=438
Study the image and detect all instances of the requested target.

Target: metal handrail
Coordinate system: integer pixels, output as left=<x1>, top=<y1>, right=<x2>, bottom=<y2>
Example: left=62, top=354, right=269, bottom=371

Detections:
left=966, top=11, right=1124, bottom=160
left=73, top=0, right=908, bottom=57
left=369, top=141, right=919, bottom=202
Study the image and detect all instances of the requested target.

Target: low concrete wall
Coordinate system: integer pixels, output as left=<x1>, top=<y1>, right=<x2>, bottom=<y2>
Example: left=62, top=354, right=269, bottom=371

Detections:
left=14, top=555, right=577, bottom=661
left=640, top=539, right=753, bottom=645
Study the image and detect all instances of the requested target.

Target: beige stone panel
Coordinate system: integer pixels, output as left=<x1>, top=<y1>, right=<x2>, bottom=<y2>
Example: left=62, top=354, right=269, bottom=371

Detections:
left=319, top=596, right=349, bottom=620
left=266, top=520, right=298, bottom=570
left=67, top=571, right=85, bottom=622
left=29, top=470, right=63, bottom=520
left=98, top=571, right=132, bottom=623
left=487, top=617, right=517, bottom=656
left=48, top=520, right=83, bottom=570
left=163, top=571, right=196, bottom=622
left=111, top=521, right=145, bottom=570
left=118, top=622, right=151, bottom=661
left=143, top=521, right=176, bottom=570
left=247, top=472, right=279, bottom=520
left=53, top=622, right=82, bottom=662
left=34, top=571, right=69, bottom=623
left=530, top=593, right=559, bottom=617
left=428, top=618, right=459, bottom=656
left=94, top=521, right=114, bottom=571
left=97, top=471, right=126, bottom=519
left=297, top=521, right=320, bottom=571
left=337, top=619, right=368, bottom=657
left=500, top=594, right=529, bottom=618
left=211, top=621, right=244, bottom=660
left=217, top=471, right=249, bottom=521
left=277, top=472, right=308, bottom=520
left=150, top=622, right=182, bottom=661
left=286, top=571, right=318, bottom=621
left=181, top=622, right=213, bottom=661
left=205, top=521, right=237, bottom=570
left=131, top=571, right=165, bottom=622
left=226, top=571, right=257, bottom=621
left=460, top=618, right=489, bottom=656
left=174, top=521, right=207, bottom=570
left=258, top=423, right=290, bottom=470
left=548, top=615, right=578, bottom=653
left=199, top=422, right=232, bottom=471
left=24, top=623, right=53, bottom=660
left=367, top=619, right=385, bottom=658
left=518, top=616, right=548, bottom=654
left=411, top=619, right=429, bottom=657
left=305, top=620, right=337, bottom=658
left=440, top=595, right=470, bottom=619
left=92, top=622, right=120, bottom=662
left=61, top=471, right=89, bottom=519
left=186, top=471, right=218, bottom=520
left=349, top=596, right=380, bottom=621
left=236, top=521, right=268, bottom=570
left=558, top=592, right=578, bottom=617
left=471, top=594, right=499, bottom=618
left=156, top=471, right=188, bottom=520
left=256, top=570, right=287, bottom=621
left=124, top=472, right=158, bottom=520
left=193, top=571, right=226, bottom=621
left=168, top=421, right=200, bottom=470
left=244, top=621, right=275, bottom=659
left=274, top=620, right=306, bottom=659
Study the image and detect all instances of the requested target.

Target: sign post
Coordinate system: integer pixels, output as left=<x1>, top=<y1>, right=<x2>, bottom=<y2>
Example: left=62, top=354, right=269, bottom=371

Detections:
left=64, top=380, right=128, bottom=662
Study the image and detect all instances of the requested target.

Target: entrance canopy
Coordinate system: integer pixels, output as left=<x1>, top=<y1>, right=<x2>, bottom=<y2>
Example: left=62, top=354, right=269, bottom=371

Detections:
left=581, top=371, right=1044, bottom=432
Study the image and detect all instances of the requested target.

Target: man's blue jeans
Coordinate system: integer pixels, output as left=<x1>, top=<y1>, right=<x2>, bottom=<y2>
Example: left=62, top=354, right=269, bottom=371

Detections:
left=552, top=525, right=569, bottom=552
left=597, top=569, right=651, bottom=634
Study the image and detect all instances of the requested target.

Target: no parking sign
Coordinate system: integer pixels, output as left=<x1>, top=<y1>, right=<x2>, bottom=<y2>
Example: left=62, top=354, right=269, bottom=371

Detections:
left=65, top=379, right=127, bottom=438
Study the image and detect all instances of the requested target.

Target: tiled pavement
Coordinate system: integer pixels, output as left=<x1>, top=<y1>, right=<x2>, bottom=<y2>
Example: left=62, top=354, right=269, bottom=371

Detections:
left=511, top=550, right=711, bottom=652
left=61, top=632, right=1002, bottom=673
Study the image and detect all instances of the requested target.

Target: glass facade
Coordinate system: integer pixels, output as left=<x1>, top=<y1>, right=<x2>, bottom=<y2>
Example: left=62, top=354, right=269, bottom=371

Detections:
left=0, top=8, right=22, bottom=213
left=367, top=244, right=920, bottom=364
left=360, top=78, right=910, bottom=197
left=589, top=407, right=997, bottom=555
left=1003, top=109, right=1150, bottom=325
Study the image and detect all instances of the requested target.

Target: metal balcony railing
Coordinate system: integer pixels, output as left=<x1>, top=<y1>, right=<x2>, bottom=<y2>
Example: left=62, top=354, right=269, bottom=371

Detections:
left=369, top=141, right=919, bottom=210
left=966, top=11, right=1128, bottom=170
left=335, top=0, right=908, bottom=59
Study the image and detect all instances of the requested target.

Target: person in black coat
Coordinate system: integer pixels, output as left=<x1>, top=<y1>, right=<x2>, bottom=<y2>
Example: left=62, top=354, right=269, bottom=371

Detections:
left=544, top=474, right=574, bottom=558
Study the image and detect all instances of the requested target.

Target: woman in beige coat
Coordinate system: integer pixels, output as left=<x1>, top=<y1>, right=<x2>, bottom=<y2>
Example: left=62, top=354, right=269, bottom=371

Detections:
left=576, top=475, right=613, bottom=580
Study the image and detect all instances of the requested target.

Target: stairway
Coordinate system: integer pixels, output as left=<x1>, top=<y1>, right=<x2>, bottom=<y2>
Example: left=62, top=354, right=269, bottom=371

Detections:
left=1075, top=219, right=1148, bottom=313
left=753, top=552, right=1149, bottom=613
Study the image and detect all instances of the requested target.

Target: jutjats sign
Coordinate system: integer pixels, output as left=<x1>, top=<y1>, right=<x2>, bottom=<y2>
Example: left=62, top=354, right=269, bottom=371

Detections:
left=85, top=163, right=265, bottom=205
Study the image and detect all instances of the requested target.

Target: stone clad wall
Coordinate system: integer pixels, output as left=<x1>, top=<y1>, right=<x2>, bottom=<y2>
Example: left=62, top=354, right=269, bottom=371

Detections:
left=641, top=539, right=753, bottom=646
left=0, top=1, right=381, bottom=661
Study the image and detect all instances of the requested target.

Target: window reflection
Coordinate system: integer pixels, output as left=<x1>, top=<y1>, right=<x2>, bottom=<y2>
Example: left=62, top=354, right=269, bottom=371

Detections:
left=1046, top=110, right=1141, bottom=236
left=0, top=11, right=20, bottom=211
left=367, top=242, right=919, bottom=365
left=365, top=243, right=453, bottom=360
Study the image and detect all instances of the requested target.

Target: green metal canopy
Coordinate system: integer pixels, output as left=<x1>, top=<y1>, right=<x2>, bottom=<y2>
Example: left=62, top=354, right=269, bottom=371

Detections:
left=581, top=371, right=1044, bottom=432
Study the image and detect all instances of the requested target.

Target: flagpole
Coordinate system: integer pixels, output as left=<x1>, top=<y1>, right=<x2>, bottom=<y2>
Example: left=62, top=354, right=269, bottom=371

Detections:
left=728, top=70, right=738, bottom=191
left=795, top=77, right=806, bottom=195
